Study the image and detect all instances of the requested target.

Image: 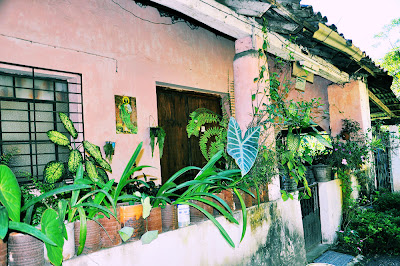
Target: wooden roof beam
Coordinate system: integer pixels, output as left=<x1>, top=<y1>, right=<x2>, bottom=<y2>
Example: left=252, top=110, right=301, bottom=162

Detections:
left=368, top=89, right=397, bottom=118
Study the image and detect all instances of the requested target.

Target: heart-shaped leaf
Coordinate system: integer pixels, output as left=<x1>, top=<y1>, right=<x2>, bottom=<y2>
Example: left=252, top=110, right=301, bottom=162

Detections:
left=42, top=209, right=64, bottom=266
left=227, top=117, right=260, bottom=176
left=0, top=165, right=21, bottom=222
left=0, top=206, right=9, bottom=239
left=142, top=197, right=151, bottom=219
left=141, top=230, right=158, bottom=245
left=119, top=227, right=133, bottom=242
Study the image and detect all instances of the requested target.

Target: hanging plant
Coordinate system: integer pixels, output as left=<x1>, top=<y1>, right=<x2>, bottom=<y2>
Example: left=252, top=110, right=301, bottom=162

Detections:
left=149, top=127, right=166, bottom=158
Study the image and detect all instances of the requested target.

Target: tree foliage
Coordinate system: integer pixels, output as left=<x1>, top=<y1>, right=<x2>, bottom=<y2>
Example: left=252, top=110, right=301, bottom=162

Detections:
left=375, top=18, right=400, bottom=94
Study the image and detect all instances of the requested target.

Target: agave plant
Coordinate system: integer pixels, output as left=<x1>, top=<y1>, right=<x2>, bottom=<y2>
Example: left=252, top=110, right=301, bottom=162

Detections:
left=44, top=112, right=111, bottom=184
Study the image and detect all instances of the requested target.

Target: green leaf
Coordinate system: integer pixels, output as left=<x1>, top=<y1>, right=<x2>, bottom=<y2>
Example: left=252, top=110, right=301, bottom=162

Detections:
left=185, top=201, right=235, bottom=248
left=97, top=167, right=109, bottom=184
left=85, top=160, right=100, bottom=183
left=76, top=207, right=86, bottom=256
left=287, top=129, right=300, bottom=152
left=142, top=197, right=151, bottom=219
left=96, top=157, right=112, bottom=173
left=43, top=161, right=66, bottom=184
left=233, top=188, right=247, bottom=243
left=83, top=141, right=102, bottom=160
left=119, top=227, right=133, bottom=242
left=0, top=206, right=9, bottom=239
left=21, top=183, right=90, bottom=212
left=68, top=149, right=83, bottom=173
left=0, top=165, right=21, bottom=222
left=309, top=132, right=332, bottom=149
left=227, top=117, right=260, bottom=176
left=9, top=221, right=56, bottom=245
left=59, top=112, right=78, bottom=139
left=141, top=230, right=158, bottom=245
left=47, top=130, right=70, bottom=146
left=41, top=209, right=64, bottom=266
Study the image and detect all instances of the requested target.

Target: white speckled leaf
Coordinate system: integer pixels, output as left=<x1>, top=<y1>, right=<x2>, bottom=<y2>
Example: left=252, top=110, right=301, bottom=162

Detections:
left=227, top=117, right=260, bottom=176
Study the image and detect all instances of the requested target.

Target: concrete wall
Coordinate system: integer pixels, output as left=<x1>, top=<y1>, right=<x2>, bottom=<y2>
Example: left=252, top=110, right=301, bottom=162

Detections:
left=0, top=0, right=235, bottom=182
left=318, top=179, right=342, bottom=244
left=328, top=80, right=371, bottom=137
left=64, top=199, right=307, bottom=266
left=389, top=125, right=400, bottom=192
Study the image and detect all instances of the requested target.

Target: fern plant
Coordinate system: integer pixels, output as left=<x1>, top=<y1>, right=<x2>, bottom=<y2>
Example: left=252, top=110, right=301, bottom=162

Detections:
left=187, top=108, right=228, bottom=161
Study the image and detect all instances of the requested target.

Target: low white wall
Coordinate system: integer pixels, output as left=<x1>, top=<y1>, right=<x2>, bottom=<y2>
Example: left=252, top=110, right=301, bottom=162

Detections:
left=389, top=125, right=400, bottom=192
left=318, top=179, right=342, bottom=244
left=64, top=199, right=306, bottom=266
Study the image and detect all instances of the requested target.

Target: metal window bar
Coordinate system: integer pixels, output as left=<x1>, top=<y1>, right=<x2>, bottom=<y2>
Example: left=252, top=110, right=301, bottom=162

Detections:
left=0, top=61, right=84, bottom=183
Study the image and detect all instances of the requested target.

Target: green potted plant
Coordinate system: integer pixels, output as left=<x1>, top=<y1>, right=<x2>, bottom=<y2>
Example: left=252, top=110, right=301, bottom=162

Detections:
left=312, top=149, right=333, bottom=182
left=149, top=126, right=166, bottom=158
left=0, top=164, right=90, bottom=266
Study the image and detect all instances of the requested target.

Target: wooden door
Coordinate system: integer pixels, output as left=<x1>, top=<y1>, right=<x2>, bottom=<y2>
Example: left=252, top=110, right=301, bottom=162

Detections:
left=156, top=87, right=222, bottom=185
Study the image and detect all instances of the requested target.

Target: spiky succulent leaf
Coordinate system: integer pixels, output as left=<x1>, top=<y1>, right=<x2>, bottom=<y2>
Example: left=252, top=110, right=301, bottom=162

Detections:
left=47, top=131, right=70, bottom=146
left=44, top=161, right=65, bottom=183
left=83, top=141, right=102, bottom=160
left=68, top=149, right=83, bottom=173
left=59, top=112, right=78, bottom=139
left=85, top=160, right=100, bottom=183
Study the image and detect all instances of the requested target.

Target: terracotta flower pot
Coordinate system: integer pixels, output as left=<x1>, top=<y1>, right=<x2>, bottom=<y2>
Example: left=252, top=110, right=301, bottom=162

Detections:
left=146, top=206, right=162, bottom=233
left=222, top=189, right=234, bottom=211
left=189, top=199, right=213, bottom=223
left=260, top=185, right=269, bottom=203
left=212, top=192, right=225, bottom=216
left=74, top=219, right=101, bottom=255
left=8, top=232, right=44, bottom=266
left=119, top=204, right=144, bottom=241
left=0, top=239, right=6, bottom=266
left=99, top=207, right=121, bottom=248
left=161, top=204, right=178, bottom=232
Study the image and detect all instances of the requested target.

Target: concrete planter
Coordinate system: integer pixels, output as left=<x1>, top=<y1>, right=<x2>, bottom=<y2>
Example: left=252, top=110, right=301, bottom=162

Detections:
left=313, top=164, right=332, bottom=182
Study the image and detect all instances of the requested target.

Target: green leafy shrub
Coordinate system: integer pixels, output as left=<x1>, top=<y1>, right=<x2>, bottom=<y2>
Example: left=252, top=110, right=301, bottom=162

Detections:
left=375, top=191, right=400, bottom=214
left=336, top=192, right=400, bottom=255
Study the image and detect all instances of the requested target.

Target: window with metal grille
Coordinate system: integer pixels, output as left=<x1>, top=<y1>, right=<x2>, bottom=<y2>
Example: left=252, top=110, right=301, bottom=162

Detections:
left=0, top=62, right=84, bottom=183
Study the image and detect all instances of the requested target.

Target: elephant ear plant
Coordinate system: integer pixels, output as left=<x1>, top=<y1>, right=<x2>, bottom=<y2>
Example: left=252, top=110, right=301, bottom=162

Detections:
left=45, top=112, right=112, bottom=184
left=152, top=117, right=261, bottom=247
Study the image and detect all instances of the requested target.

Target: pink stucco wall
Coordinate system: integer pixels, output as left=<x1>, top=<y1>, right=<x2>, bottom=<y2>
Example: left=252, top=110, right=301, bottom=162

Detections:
left=0, top=0, right=235, bottom=182
left=268, top=57, right=331, bottom=133
left=328, top=80, right=371, bottom=137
